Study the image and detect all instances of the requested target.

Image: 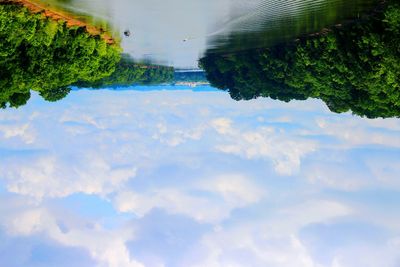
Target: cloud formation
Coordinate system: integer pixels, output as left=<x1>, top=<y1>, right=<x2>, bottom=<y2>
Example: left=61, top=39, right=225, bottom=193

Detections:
left=0, top=89, right=399, bottom=267
left=114, top=174, right=264, bottom=223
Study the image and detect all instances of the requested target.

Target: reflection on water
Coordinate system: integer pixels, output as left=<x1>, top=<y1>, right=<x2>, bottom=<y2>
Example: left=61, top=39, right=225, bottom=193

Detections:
left=35, top=0, right=377, bottom=67
left=207, top=0, right=377, bottom=53
left=1, top=0, right=400, bottom=266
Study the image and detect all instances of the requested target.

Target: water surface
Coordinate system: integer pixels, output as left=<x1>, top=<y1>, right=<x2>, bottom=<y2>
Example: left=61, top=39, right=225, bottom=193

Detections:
left=38, top=0, right=377, bottom=67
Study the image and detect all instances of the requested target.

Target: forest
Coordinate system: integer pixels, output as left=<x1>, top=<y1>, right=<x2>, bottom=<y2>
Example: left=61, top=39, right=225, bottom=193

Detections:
left=0, top=2, right=121, bottom=108
left=200, top=2, right=400, bottom=118
left=74, top=55, right=175, bottom=89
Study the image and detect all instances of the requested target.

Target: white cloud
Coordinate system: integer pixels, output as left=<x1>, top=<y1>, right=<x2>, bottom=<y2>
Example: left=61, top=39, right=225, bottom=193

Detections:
left=198, top=174, right=263, bottom=204
left=279, top=200, right=352, bottom=227
left=0, top=123, right=36, bottom=144
left=185, top=199, right=351, bottom=267
left=326, top=240, right=400, bottom=267
left=115, top=189, right=225, bottom=222
left=6, top=208, right=49, bottom=236
left=366, top=158, right=400, bottom=188
left=0, top=90, right=400, bottom=267
left=190, top=234, right=319, bottom=267
left=114, top=174, right=264, bottom=223
left=316, top=117, right=400, bottom=148
left=1, top=154, right=137, bottom=200
left=152, top=125, right=206, bottom=146
left=305, top=162, right=371, bottom=191
left=211, top=118, right=233, bottom=135
left=1, top=206, right=144, bottom=267
left=214, top=125, right=317, bottom=175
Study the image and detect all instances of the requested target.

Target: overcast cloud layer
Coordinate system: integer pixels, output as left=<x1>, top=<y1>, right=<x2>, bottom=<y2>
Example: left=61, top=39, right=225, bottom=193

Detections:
left=0, top=88, right=400, bottom=267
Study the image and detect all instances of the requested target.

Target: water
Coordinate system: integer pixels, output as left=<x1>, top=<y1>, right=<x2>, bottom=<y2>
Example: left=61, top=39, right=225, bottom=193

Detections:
left=37, top=0, right=376, bottom=67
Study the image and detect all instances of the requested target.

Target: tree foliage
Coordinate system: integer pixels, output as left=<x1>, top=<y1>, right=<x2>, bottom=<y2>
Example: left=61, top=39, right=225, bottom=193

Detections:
left=74, top=55, right=174, bottom=88
left=200, top=3, right=400, bottom=118
left=0, top=3, right=121, bottom=108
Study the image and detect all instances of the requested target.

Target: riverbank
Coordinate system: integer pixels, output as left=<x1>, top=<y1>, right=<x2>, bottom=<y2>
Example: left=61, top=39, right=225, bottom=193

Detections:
left=2, top=0, right=116, bottom=44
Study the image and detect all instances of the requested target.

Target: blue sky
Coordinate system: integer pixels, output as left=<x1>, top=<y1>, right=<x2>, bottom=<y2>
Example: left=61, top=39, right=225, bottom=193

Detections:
left=0, top=87, right=399, bottom=267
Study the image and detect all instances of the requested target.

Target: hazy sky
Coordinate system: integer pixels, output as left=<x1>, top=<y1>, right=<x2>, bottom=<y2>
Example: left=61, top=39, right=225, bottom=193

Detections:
left=0, top=87, right=399, bottom=267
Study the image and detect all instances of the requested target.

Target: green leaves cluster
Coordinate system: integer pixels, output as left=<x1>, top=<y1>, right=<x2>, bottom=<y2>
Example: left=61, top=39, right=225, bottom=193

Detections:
left=0, top=3, right=121, bottom=108
left=200, top=3, right=400, bottom=118
left=74, top=55, right=174, bottom=89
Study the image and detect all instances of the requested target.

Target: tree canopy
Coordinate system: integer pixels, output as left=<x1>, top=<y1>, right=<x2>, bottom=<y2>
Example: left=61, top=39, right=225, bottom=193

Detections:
left=0, top=3, right=121, bottom=108
left=200, top=3, right=400, bottom=118
left=74, top=55, right=174, bottom=89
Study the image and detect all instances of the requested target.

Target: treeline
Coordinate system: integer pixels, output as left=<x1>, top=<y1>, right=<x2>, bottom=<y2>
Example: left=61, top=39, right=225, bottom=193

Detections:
left=74, top=55, right=174, bottom=88
left=173, top=71, right=208, bottom=83
left=200, top=2, right=400, bottom=118
left=0, top=3, right=122, bottom=108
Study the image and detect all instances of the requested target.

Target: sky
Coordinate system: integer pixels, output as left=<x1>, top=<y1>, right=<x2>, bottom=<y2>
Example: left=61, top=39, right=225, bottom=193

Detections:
left=0, top=87, right=400, bottom=267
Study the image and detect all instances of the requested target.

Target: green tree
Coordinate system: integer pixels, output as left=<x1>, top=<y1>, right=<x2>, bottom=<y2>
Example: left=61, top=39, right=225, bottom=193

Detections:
left=0, top=3, right=121, bottom=108
left=74, top=55, right=174, bottom=89
left=200, top=3, right=400, bottom=118
left=39, top=86, right=71, bottom=102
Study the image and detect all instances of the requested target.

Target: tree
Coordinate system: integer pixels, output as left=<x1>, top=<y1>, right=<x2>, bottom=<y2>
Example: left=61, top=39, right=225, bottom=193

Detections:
left=39, top=87, right=71, bottom=102
left=200, top=2, right=400, bottom=118
left=0, top=3, right=121, bottom=108
left=74, top=54, right=175, bottom=88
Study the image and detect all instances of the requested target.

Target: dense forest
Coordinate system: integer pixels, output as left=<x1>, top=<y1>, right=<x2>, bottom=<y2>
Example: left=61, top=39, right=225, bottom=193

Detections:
left=200, top=2, right=400, bottom=118
left=0, top=3, right=121, bottom=108
left=74, top=55, right=174, bottom=88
